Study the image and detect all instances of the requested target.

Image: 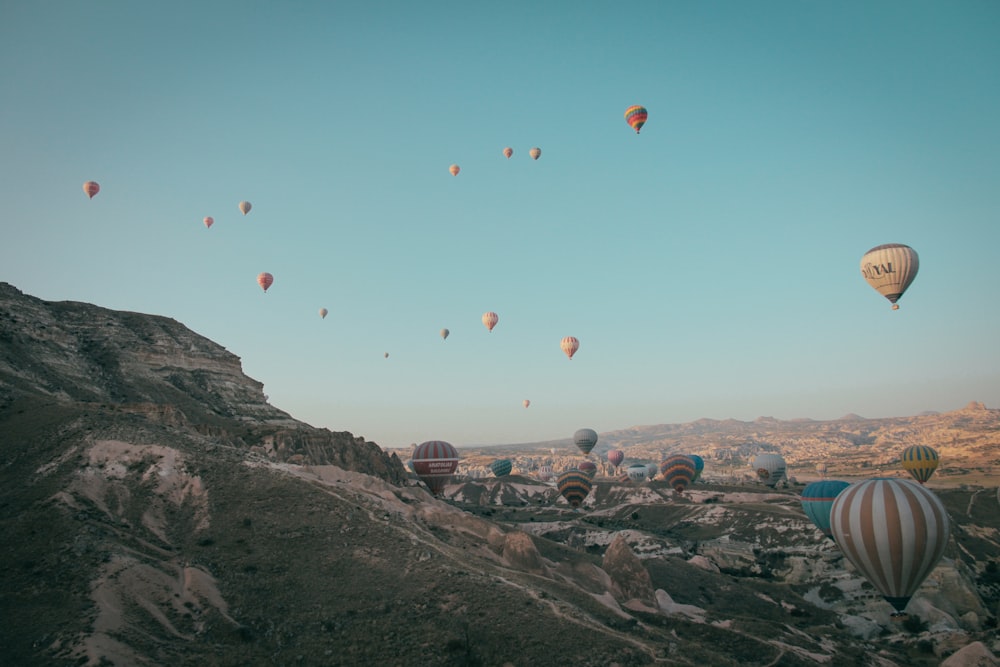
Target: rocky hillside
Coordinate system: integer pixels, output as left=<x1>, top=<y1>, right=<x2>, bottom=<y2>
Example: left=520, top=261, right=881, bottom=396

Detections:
left=1, top=283, right=997, bottom=666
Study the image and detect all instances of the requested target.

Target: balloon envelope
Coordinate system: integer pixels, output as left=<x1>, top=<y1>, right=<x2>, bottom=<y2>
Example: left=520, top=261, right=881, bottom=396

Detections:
left=482, top=311, right=498, bottom=332
left=607, top=450, right=624, bottom=468
left=626, top=464, right=648, bottom=482
left=257, top=272, right=273, bottom=292
left=689, top=454, right=705, bottom=482
left=560, top=336, right=579, bottom=360
left=411, top=441, right=460, bottom=496
left=489, top=459, right=513, bottom=477
left=529, top=147, right=541, bottom=160
left=800, top=480, right=850, bottom=539
left=319, top=308, right=328, bottom=319
left=239, top=201, right=252, bottom=215
left=578, top=460, right=598, bottom=478
left=557, top=469, right=593, bottom=508
left=624, top=105, right=648, bottom=133
left=203, top=216, right=214, bottom=228
left=440, top=328, right=449, bottom=340
left=901, top=445, right=939, bottom=484
left=753, top=453, right=787, bottom=488
left=830, top=478, right=950, bottom=614
left=83, top=181, right=100, bottom=198
left=660, top=454, right=696, bottom=493
left=860, top=243, right=919, bottom=310
left=503, top=147, right=513, bottom=159
left=573, top=428, right=598, bottom=456
left=523, top=399, right=530, bottom=409
left=449, top=164, right=460, bottom=176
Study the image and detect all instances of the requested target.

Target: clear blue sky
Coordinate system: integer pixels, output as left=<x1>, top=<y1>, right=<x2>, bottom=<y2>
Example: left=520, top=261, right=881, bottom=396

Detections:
left=2, top=2, right=999, bottom=448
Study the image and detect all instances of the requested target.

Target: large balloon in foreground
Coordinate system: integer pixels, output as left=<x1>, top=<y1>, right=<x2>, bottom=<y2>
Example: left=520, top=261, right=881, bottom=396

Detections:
left=660, top=454, right=696, bottom=494
left=557, top=469, right=593, bottom=508
left=573, top=428, right=598, bottom=457
left=239, top=200, right=252, bottom=215
left=203, top=216, right=214, bottom=228
left=411, top=441, right=460, bottom=496
left=319, top=308, right=328, bottom=319
left=83, top=181, right=100, bottom=199
left=482, top=311, right=499, bottom=332
left=753, top=453, right=787, bottom=488
left=503, top=147, right=513, bottom=159
left=830, top=478, right=950, bottom=614
left=689, top=454, right=705, bottom=482
left=800, top=480, right=850, bottom=540
left=560, top=336, right=579, bottom=360
left=257, top=272, right=273, bottom=292
left=607, top=450, right=624, bottom=468
left=440, top=328, right=449, bottom=341
left=860, top=243, right=919, bottom=310
left=490, top=459, right=512, bottom=477
left=624, top=105, right=648, bottom=134
left=449, top=164, right=460, bottom=176
left=901, top=445, right=939, bottom=484
left=529, top=147, right=541, bottom=160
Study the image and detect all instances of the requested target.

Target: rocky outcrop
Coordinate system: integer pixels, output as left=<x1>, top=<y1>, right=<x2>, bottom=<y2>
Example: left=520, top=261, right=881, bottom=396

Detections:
left=602, top=533, right=655, bottom=606
left=502, top=531, right=546, bottom=574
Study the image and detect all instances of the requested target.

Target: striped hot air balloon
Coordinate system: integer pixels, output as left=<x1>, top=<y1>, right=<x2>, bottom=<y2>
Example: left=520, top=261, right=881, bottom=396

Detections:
left=482, top=311, right=499, bottom=332
left=560, top=336, right=579, bottom=360
left=624, top=105, right=648, bottom=133
left=660, top=454, right=696, bottom=493
left=489, top=459, right=512, bottom=477
left=900, top=445, right=939, bottom=484
left=860, top=243, right=919, bottom=310
left=557, top=469, right=593, bottom=508
left=830, top=478, right=951, bottom=615
left=83, top=181, right=100, bottom=199
left=800, top=480, right=850, bottom=540
left=411, top=441, right=460, bottom=496
left=257, top=272, right=274, bottom=292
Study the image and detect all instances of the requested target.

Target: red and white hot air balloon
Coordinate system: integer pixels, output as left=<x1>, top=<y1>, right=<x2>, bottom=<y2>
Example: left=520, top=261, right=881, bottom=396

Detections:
left=482, top=311, right=499, bottom=332
left=449, top=164, right=460, bottom=176
left=411, top=440, right=460, bottom=496
left=203, top=216, right=214, bottom=228
left=83, top=181, right=100, bottom=199
left=257, top=272, right=273, bottom=292
left=560, top=336, right=579, bottom=360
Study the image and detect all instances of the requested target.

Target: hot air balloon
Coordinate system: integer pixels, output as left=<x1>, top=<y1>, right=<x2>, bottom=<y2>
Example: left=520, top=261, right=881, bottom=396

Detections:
left=538, top=465, right=554, bottom=482
left=689, top=454, right=705, bottom=482
left=860, top=244, right=919, bottom=310
left=257, top=272, right=273, bottom=292
left=490, top=459, right=513, bottom=477
left=523, top=399, right=530, bottom=409
left=83, top=181, right=100, bottom=199
left=901, top=445, right=939, bottom=484
left=800, top=480, right=850, bottom=540
left=626, top=464, right=648, bottom=482
left=578, top=460, right=598, bottom=478
left=529, top=147, right=541, bottom=160
left=830, top=478, right=951, bottom=615
left=411, top=440, right=460, bottom=496
left=203, top=216, right=214, bottom=228
left=319, top=308, right=328, bottom=319
left=560, top=336, right=579, bottom=360
left=660, top=454, right=696, bottom=494
left=449, top=164, right=460, bottom=176
left=384, top=352, right=389, bottom=359
left=239, top=201, right=252, bottom=215
left=503, top=147, right=513, bottom=159
left=573, top=428, right=598, bottom=457
left=607, top=450, right=624, bottom=469
left=557, top=469, right=593, bottom=508
left=440, top=328, right=449, bottom=341
left=482, top=311, right=498, bottom=332
left=816, top=462, right=829, bottom=478
left=645, top=463, right=659, bottom=480
left=753, top=453, right=787, bottom=488
left=624, top=105, right=648, bottom=134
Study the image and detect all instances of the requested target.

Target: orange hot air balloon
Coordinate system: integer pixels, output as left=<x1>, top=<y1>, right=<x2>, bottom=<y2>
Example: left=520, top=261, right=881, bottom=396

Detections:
left=203, top=216, right=214, bottom=228
left=503, top=147, right=513, bottom=159
left=529, top=147, right=541, bottom=160
left=482, top=311, right=499, bottom=332
left=560, top=336, right=579, bottom=360
left=449, top=164, right=460, bottom=176
left=239, top=201, right=252, bottom=215
left=83, top=181, right=100, bottom=199
left=257, top=272, right=273, bottom=292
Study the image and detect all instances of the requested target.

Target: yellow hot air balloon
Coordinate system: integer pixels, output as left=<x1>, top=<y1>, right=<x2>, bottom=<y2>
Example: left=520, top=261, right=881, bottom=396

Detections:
left=900, top=445, right=939, bottom=484
left=860, top=244, right=919, bottom=310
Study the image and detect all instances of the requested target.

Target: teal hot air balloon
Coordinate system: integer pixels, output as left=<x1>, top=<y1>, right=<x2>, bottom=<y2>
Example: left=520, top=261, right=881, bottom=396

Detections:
left=660, top=454, right=696, bottom=494
left=489, top=459, right=512, bottom=477
left=689, top=454, right=705, bottom=482
left=573, top=428, right=598, bottom=457
left=557, top=469, right=593, bottom=509
left=800, top=480, right=850, bottom=540
left=830, top=478, right=950, bottom=615
left=900, top=445, right=939, bottom=484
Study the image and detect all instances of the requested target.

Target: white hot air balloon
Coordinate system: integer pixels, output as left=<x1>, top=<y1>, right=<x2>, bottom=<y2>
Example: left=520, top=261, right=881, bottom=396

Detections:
left=860, top=244, right=919, bottom=310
